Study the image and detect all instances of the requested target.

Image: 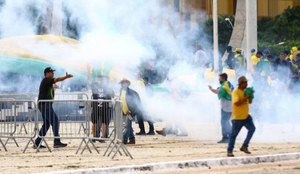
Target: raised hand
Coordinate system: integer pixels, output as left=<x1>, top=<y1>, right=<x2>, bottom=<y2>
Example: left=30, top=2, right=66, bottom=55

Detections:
left=66, top=72, right=73, bottom=78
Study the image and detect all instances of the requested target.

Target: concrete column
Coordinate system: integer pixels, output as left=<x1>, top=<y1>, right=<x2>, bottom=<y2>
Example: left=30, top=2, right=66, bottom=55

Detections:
left=40, top=1, right=53, bottom=34
left=213, top=0, right=219, bottom=72
left=50, top=0, right=63, bottom=35
left=245, top=0, right=257, bottom=71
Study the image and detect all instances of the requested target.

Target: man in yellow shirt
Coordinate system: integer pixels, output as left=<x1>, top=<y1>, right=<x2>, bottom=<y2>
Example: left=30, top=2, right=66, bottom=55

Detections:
left=227, top=76, right=256, bottom=157
left=234, top=48, right=246, bottom=76
left=250, top=49, right=259, bottom=71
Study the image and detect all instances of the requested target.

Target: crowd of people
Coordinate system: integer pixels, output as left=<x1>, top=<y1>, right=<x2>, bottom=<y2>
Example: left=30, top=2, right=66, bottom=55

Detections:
left=34, top=44, right=299, bottom=156
left=223, top=46, right=300, bottom=92
left=206, top=45, right=300, bottom=156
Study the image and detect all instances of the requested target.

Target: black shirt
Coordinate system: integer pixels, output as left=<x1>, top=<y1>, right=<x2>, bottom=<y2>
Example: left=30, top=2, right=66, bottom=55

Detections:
left=38, top=78, right=55, bottom=100
left=91, top=84, right=114, bottom=100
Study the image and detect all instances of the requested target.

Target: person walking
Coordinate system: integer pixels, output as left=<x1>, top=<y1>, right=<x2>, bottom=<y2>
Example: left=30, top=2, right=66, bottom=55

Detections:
left=209, top=73, right=234, bottom=143
left=34, top=67, right=73, bottom=148
left=227, top=76, right=256, bottom=157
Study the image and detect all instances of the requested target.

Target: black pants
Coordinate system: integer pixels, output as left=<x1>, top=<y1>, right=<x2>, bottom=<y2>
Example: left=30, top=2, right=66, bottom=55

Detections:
left=35, top=103, right=60, bottom=145
left=137, top=114, right=154, bottom=133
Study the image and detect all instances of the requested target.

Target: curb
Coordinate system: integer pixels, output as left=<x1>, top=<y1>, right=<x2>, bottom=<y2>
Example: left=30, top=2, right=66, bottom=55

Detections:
left=42, top=153, right=300, bottom=174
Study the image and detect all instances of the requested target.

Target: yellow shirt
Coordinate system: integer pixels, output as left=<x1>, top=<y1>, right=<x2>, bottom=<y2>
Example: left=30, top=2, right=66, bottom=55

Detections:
left=232, top=88, right=249, bottom=120
left=120, top=90, right=130, bottom=114
left=251, top=54, right=259, bottom=66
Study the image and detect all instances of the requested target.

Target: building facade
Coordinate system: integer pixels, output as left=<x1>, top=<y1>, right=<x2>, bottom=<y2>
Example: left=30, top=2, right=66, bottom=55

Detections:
left=168, top=0, right=300, bottom=18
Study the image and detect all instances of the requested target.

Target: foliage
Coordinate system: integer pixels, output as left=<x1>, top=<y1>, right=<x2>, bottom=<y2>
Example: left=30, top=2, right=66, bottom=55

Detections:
left=202, top=15, right=235, bottom=54
left=202, top=6, right=300, bottom=56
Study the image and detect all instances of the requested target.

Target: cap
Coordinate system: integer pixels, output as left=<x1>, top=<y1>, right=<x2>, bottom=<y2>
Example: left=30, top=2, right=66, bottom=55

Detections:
left=235, top=48, right=242, bottom=52
left=44, top=67, right=55, bottom=74
left=238, top=76, right=248, bottom=85
left=119, top=78, right=131, bottom=85
left=292, top=47, right=298, bottom=53
left=251, top=48, right=256, bottom=53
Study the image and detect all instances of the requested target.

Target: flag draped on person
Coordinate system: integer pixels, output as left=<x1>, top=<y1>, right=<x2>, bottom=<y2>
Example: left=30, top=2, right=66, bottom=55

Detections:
left=218, top=81, right=234, bottom=100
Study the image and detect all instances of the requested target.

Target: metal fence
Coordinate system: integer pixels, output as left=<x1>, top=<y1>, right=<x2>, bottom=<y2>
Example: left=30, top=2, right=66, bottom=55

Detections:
left=0, top=94, right=132, bottom=159
left=0, top=92, right=89, bottom=101
left=28, top=92, right=90, bottom=101
left=35, top=99, right=90, bottom=153
left=0, top=99, right=37, bottom=152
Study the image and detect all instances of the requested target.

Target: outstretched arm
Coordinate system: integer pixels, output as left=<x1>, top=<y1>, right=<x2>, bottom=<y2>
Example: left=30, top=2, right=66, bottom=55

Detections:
left=54, top=72, right=73, bottom=83
left=208, top=85, right=219, bottom=94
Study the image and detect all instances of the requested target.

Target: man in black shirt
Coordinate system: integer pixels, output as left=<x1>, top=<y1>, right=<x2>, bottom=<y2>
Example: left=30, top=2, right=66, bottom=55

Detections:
left=91, top=76, right=114, bottom=140
left=34, top=67, right=73, bottom=149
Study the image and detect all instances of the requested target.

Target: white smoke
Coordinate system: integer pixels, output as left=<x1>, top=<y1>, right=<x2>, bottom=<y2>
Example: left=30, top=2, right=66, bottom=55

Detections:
left=0, top=0, right=299, bottom=144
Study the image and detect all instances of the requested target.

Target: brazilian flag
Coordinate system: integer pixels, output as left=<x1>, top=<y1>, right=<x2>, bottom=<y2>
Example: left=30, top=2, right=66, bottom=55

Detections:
left=218, top=81, right=234, bottom=100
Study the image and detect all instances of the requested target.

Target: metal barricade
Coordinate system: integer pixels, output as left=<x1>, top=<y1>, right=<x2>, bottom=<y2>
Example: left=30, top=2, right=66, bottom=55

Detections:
left=28, top=92, right=90, bottom=101
left=36, top=100, right=90, bottom=153
left=0, top=94, right=31, bottom=100
left=103, top=100, right=133, bottom=159
left=0, top=97, right=132, bottom=159
left=78, top=99, right=114, bottom=154
left=0, top=100, right=37, bottom=152
left=68, top=99, right=132, bottom=158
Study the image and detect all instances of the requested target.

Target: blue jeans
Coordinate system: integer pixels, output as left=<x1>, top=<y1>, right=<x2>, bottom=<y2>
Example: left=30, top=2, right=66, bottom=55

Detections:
left=221, top=109, right=232, bottom=139
left=227, top=116, right=256, bottom=153
left=35, top=103, right=60, bottom=145
left=123, top=116, right=135, bottom=142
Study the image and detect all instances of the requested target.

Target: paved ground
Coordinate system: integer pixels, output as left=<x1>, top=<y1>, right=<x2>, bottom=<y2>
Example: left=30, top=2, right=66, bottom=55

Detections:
left=136, top=160, right=300, bottom=174
left=0, top=132, right=300, bottom=174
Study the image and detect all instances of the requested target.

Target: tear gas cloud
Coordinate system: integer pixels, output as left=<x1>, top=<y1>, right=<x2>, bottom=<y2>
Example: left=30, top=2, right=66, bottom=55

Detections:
left=0, top=0, right=299, bottom=143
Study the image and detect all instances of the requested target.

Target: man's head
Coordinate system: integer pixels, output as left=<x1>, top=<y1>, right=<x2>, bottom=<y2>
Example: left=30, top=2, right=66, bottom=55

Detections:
left=251, top=49, right=256, bottom=54
left=280, top=51, right=289, bottom=61
left=226, top=46, right=232, bottom=53
left=219, top=73, right=228, bottom=83
left=97, top=75, right=109, bottom=86
left=235, top=48, right=242, bottom=54
left=291, top=46, right=298, bottom=53
left=263, top=49, right=270, bottom=56
left=44, top=67, right=55, bottom=78
left=120, top=78, right=131, bottom=90
left=143, top=76, right=149, bottom=84
left=256, top=51, right=263, bottom=58
left=283, top=50, right=290, bottom=57
left=196, top=44, right=203, bottom=50
left=238, top=76, right=248, bottom=90
left=279, top=52, right=286, bottom=61
left=294, top=52, right=300, bottom=65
